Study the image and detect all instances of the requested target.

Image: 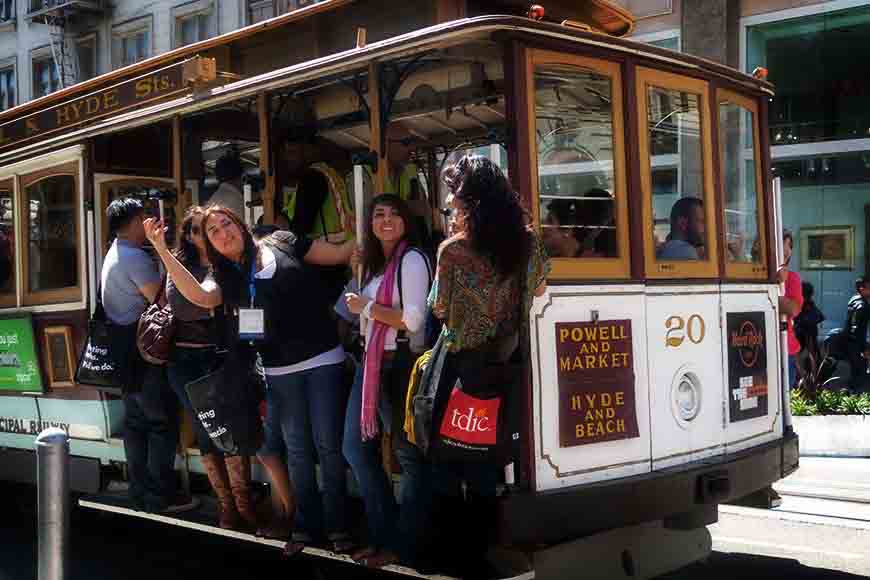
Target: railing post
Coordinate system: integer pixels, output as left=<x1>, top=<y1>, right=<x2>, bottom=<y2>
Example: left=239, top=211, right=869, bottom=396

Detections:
left=36, top=428, right=70, bottom=580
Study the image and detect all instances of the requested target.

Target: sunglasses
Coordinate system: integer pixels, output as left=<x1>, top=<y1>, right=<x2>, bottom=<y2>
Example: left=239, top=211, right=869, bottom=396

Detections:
left=190, top=225, right=202, bottom=235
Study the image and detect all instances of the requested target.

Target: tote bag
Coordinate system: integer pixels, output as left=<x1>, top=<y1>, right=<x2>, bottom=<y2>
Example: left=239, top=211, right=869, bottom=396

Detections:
left=185, top=347, right=264, bottom=455
left=432, top=378, right=504, bottom=463
left=75, top=301, right=135, bottom=390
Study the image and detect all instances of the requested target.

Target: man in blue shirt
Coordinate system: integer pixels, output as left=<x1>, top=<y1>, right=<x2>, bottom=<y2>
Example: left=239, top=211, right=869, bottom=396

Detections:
left=101, top=198, right=195, bottom=514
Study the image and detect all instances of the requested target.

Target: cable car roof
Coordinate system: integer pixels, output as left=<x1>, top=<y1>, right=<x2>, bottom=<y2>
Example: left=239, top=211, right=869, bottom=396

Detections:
left=0, top=14, right=773, bottom=167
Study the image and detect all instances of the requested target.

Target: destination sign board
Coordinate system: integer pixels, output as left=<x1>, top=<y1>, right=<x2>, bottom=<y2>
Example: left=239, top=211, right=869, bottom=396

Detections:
left=0, top=58, right=198, bottom=152
left=555, top=320, right=639, bottom=447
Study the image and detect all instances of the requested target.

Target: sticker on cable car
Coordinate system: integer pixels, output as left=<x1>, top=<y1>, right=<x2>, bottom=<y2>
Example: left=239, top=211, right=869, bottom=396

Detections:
left=726, top=312, right=768, bottom=422
left=555, top=320, right=639, bottom=448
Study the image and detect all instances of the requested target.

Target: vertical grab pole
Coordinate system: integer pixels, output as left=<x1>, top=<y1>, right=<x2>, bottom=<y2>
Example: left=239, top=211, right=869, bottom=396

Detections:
left=36, top=428, right=70, bottom=580
left=772, top=176, right=792, bottom=430
left=353, top=164, right=365, bottom=288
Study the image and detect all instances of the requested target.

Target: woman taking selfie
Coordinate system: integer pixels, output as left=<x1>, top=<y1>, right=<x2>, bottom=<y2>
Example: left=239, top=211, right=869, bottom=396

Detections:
left=164, top=207, right=259, bottom=530
left=144, top=206, right=355, bottom=552
left=342, top=193, right=431, bottom=568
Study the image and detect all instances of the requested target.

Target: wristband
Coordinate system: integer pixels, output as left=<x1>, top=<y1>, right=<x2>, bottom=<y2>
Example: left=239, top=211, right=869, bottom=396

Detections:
left=362, top=300, right=374, bottom=320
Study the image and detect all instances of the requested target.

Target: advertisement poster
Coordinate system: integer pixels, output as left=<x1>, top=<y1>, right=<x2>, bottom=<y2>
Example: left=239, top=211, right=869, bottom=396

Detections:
left=554, top=320, right=639, bottom=447
left=0, top=315, right=43, bottom=393
left=727, top=312, right=768, bottom=422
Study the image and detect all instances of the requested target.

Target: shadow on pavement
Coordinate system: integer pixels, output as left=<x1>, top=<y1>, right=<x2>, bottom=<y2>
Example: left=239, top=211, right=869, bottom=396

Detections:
left=662, top=551, right=868, bottom=579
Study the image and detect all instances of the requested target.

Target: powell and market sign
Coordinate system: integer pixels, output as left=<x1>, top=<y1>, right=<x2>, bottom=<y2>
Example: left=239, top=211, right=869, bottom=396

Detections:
left=0, top=56, right=214, bottom=152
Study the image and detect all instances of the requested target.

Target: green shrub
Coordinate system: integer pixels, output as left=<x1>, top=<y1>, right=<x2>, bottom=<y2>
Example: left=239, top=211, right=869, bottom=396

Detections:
left=790, top=388, right=870, bottom=416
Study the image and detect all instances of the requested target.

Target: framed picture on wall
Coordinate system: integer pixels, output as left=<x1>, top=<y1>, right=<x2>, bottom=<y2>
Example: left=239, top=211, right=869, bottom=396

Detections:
left=800, top=226, right=854, bottom=270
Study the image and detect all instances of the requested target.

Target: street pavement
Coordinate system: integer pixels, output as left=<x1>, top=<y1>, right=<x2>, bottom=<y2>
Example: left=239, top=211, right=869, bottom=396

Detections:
left=666, top=457, right=870, bottom=578
left=3, top=458, right=870, bottom=579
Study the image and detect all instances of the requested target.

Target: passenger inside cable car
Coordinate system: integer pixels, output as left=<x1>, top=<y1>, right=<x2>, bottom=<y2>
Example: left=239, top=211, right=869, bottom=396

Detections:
left=656, top=196, right=706, bottom=261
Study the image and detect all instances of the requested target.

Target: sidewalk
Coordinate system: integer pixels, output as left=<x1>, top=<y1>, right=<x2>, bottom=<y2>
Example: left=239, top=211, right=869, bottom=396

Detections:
left=774, top=457, right=870, bottom=503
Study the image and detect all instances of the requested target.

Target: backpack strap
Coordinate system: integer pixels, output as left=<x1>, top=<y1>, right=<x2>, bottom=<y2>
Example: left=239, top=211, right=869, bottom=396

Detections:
left=396, top=246, right=432, bottom=341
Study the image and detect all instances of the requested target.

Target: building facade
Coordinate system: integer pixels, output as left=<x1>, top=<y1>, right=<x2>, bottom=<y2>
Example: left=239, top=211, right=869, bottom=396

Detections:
left=624, top=0, right=870, bottom=331
left=0, top=0, right=329, bottom=108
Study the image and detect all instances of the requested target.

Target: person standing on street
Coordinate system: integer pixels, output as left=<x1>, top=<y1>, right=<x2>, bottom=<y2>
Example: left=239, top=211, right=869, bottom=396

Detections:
left=779, top=230, right=803, bottom=389
left=101, top=198, right=195, bottom=514
left=844, top=276, right=870, bottom=392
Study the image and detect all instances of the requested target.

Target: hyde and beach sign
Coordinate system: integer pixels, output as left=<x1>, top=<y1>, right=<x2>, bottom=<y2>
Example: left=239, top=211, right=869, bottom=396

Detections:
left=555, top=320, right=639, bottom=447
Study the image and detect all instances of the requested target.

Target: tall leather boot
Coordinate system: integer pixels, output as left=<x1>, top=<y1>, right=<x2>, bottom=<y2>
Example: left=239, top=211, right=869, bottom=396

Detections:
left=201, top=454, right=239, bottom=530
left=225, top=454, right=259, bottom=530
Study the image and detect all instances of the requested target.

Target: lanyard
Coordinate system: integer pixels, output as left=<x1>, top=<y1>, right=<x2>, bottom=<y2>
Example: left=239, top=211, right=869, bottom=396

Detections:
left=248, top=258, right=257, bottom=308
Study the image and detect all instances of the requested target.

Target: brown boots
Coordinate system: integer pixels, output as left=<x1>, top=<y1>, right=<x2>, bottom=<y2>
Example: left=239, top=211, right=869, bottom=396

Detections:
left=201, top=454, right=258, bottom=531
left=224, top=454, right=259, bottom=530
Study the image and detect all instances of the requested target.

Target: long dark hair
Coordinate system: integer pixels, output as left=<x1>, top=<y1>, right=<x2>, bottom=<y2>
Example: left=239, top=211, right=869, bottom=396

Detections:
left=202, top=205, right=257, bottom=307
left=443, top=155, right=530, bottom=279
left=361, top=193, right=419, bottom=286
left=173, top=206, right=207, bottom=266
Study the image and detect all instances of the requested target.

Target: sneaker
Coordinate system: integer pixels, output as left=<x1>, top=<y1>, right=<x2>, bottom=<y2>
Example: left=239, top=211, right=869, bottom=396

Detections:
left=158, top=494, right=201, bottom=514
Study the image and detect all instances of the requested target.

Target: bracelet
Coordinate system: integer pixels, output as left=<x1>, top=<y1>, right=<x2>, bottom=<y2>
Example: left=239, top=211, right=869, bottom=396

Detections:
left=362, top=301, right=374, bottom=320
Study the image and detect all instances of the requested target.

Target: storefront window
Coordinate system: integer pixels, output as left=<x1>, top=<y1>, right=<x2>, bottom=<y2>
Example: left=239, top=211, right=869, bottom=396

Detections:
left=25, top=175, right=79, bottom=300
left=775, top=151, right=870, bottom=330
left=747, top=5, right=870, bottom=145
left=719, top=93, right=765, bottom=276
left=531, top=53, right=628, bottom=279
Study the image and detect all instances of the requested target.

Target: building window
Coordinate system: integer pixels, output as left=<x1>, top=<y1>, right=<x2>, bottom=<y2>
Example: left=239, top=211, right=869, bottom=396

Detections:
left=747, top=5, right=870, bottom=146
left=32, top=54, right=59, bottom=98
left=112, top=18, right=151, bottom=69
left=613, top=0, right=672, bottom=20
left=174, top=1, right=216, bottom=47
left=248, top=0, right=275, bottom=23
left=0, top=66, right=15, bottom=110
left=0, top=0, right=13, bottom=23
left=75, top=34, right=97, bottom=82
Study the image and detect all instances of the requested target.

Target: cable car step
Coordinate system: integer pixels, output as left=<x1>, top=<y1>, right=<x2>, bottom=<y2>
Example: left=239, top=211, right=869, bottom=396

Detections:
left=77, top=493, right=534, bottom=580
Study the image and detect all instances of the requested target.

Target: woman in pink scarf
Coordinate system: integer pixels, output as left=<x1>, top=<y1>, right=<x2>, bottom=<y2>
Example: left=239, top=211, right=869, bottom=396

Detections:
left=343, top=194, right=431, bottom=568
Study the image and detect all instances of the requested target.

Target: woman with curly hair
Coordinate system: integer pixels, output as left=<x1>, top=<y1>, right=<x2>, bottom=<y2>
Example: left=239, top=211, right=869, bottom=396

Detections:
left=425, top=154, right=550, bottom=577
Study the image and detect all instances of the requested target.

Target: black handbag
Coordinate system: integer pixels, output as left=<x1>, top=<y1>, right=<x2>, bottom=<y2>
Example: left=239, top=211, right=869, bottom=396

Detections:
left=185, top=345, right=264, bottom=456
left=75, top=299, right=137, bottom=390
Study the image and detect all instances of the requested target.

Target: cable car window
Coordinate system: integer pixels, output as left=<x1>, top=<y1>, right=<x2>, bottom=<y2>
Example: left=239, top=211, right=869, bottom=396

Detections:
left=637, top=67, right=717, bottom=279
left=26, top=176, right=78, bottom=292
left=648, top=87, right=706, bottom=261
left=719, top=90, right=767, bottom=279
left=21, top=168, right=81, bottom=305
left=530, top=52, right=629, bottom=279
left=0, top=181, right=15, bottom=307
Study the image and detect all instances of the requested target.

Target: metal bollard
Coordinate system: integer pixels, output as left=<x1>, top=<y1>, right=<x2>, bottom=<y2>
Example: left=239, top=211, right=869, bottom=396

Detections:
left=36, top=428, right=70, bottom=580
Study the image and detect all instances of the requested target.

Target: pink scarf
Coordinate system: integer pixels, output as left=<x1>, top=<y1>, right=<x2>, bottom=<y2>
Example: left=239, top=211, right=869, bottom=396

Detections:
left=361, top=240, right=408, bottom=441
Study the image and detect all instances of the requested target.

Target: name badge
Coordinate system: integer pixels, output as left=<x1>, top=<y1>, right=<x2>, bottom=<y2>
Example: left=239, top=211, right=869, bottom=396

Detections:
left=238, top=308, right=265, bottom=341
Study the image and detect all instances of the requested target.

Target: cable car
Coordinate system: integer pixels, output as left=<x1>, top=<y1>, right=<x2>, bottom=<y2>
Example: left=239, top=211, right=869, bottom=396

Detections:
left=0, top=2, right=797, bottom=578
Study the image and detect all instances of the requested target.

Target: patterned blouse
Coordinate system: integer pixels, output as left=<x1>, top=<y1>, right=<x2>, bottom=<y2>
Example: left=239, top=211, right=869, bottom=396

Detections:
left=431, top=229, right=550, bottom=353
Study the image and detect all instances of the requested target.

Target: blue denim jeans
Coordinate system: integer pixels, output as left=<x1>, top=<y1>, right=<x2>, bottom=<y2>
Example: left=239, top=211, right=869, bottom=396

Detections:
left=343, top=361, right=432, bottom=562
left=788, top=355, right=797, bottom=389
left=261, top=362, right=348, bottom=538
left=342, top=363, right=396, bottom=550
left=167, top=346, right=219, bottom=455
left=122, top=361, right=179, bottom=510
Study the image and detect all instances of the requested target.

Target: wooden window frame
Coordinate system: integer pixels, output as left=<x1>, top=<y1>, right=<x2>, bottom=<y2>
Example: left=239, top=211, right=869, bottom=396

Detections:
left=717, top=88, right=768, bottom=280
left=97, top=178, right=176, bottom=253
left=0, top=178, right=15, bottom=308
left=636, top=66, right=719, bottom=279
left=527, top=49, right=631, bottom=280
left=19, top=162, right=82, bottom=306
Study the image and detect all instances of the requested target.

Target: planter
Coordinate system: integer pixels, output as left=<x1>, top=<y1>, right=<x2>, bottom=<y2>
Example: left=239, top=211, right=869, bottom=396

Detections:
left=792, top=415, right=870, bottom=457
